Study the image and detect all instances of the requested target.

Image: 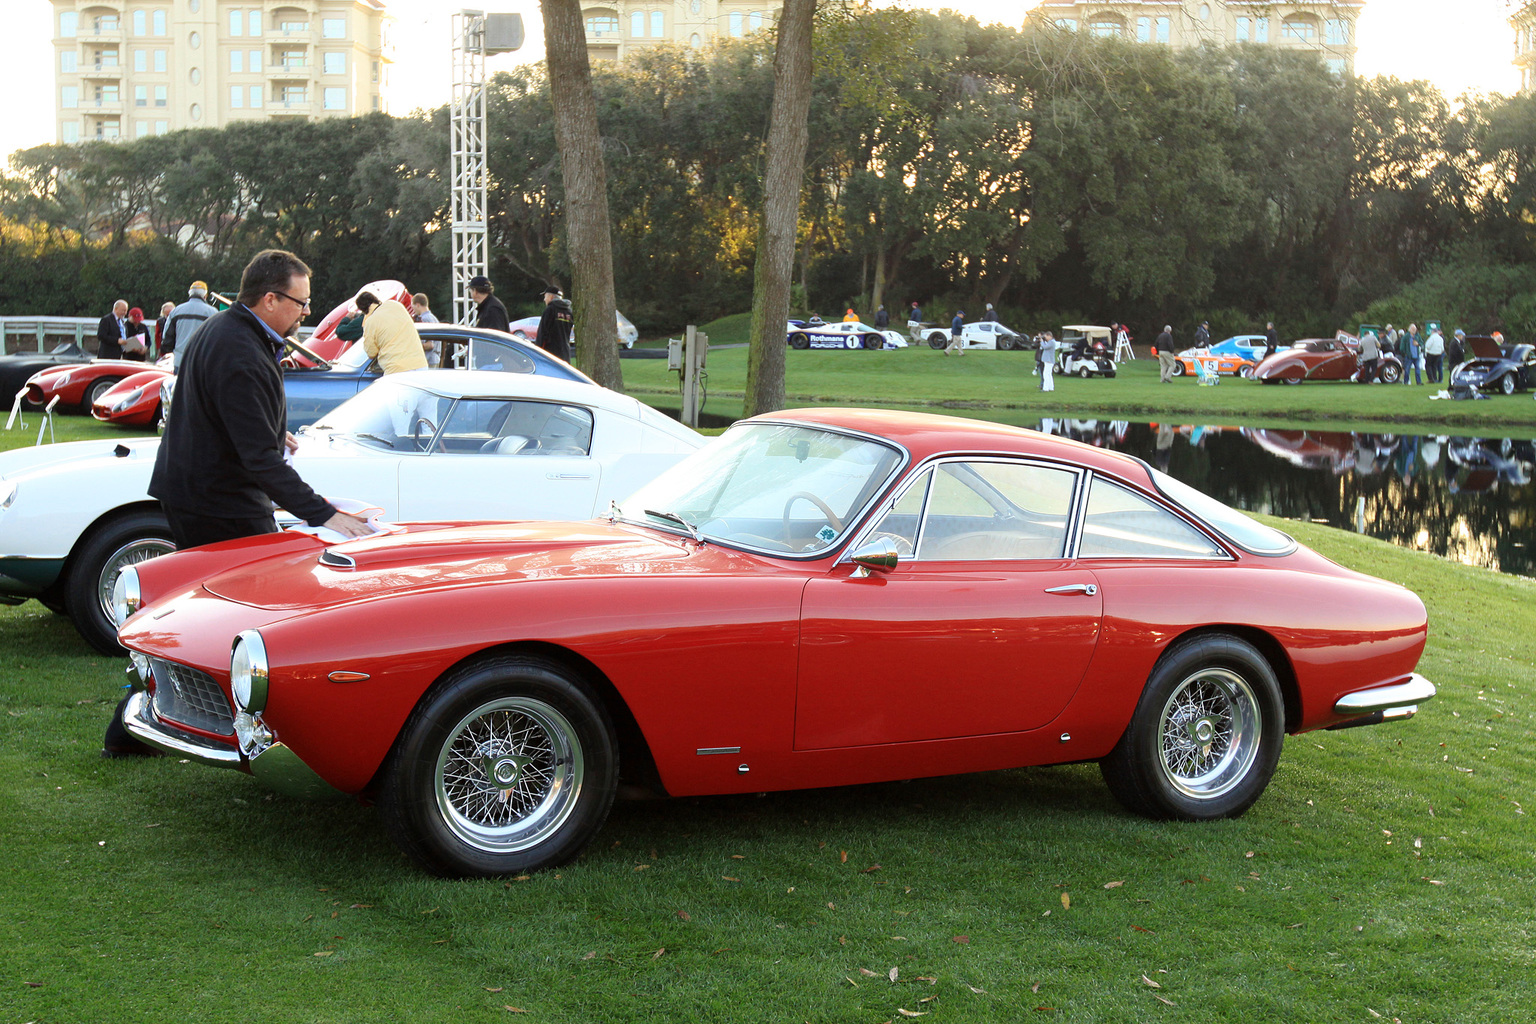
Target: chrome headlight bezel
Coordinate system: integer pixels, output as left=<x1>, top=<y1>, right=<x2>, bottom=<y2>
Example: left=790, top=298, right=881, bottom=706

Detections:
left=109, top=566, right=142, bottom=627
left=230, top=629, right=269, bottom=714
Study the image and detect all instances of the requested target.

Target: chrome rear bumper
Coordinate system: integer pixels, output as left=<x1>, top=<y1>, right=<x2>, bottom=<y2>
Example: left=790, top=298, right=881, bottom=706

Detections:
left=1328, top=673, right=1436, bottom=729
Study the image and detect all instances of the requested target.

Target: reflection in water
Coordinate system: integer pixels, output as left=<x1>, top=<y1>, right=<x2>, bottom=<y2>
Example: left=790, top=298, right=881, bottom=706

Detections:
left=1033, top=418, right=1534, bottom=577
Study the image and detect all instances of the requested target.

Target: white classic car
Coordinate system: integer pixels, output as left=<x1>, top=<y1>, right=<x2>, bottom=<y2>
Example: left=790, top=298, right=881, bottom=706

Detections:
left=0, top=370, right=704, bottom=654
left=920, top=320, right=1031, bottom=351
left=508, top=310, right=640, bottom=348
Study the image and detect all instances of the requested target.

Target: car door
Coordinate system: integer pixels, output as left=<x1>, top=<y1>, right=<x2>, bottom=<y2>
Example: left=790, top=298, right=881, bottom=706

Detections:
left=395, top=396, right=603, bottom=522
left=794, top=458, right=1103, bottom=750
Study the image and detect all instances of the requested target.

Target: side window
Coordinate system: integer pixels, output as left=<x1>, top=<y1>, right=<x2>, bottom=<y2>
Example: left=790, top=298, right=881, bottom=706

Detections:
left=864, top=468, right=931, bottom=556
left=1078, top=476, right=1225, bottom=559
left=435, top=399, right=594, bottom=456
left=915, top=461, right=1077, bottom=561
left=467, top=338, right=537, bottom=374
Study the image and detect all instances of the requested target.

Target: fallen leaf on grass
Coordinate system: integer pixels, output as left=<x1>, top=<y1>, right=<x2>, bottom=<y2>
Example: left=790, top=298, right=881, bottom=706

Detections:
left=896, top=1010, right=926, bottom=1017
left=652, top=948, right=665, bottom=959
left=634, top=864, right=649, bottom=871
left=24, top=982, right=43, bottom=988
left=1141, top=975, right=1162, bottom=989
left=1103, top=881, right=1124, bottom=889
left=313, top=951, right=333, bottom=957
left=582, top=952, right=597, bottom=960
left=840, top=850, right=849, bottom=863
left=968, top=985, right=987, bottom=994
left=485, top=987, right=503, bottom=993
left=1132, top=925, right=1153, bottom=934
left=731, top=854, right=745, bottom=860
left=859, top=968, right=880, bottom=978
left=1424, top=879, right=1445, bottom=885
left=889, top=967, right=899, bottom=982
left=1060, top=893, right=1070, bottom=910
left=952, top=935, right=970, bottom=944
left=504, top=1007, right=528, bottom=1014
left=676, top=910, right=691, bottom=921
left=722, top=876, right=739, bottom=882
left=845, top=976, right=859, bottom=987
left=862, top=864, right=882, bottom=874
left=349, top=904, right=373, bottom=909
left=1153, top=994, right=1176, bottom=1006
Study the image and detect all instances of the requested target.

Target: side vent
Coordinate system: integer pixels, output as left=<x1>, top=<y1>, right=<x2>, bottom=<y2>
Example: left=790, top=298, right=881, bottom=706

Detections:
left=318, top=548, right=356, bottom=570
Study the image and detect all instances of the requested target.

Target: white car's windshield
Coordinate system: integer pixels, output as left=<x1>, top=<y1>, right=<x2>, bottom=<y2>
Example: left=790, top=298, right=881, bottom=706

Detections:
left=309, top=379, right=453, bottom=449
left=621, top=422, right=904, bottom=556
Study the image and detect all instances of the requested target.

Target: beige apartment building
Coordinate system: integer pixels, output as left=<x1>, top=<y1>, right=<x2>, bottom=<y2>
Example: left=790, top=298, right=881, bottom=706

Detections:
left=50, top=0, right=388, bottom=143
left=1511, top=1, right=1536, bottom=92
left=1033, top=1, right=1363, bottom=74
left=581, top=0, right=782, bottom=62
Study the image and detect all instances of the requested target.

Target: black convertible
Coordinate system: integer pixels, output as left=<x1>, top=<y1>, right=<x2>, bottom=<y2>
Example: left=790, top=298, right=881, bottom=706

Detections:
left=1, top=342, right=90, bottom=403
left=1450, top=336, right=1536, bottom=395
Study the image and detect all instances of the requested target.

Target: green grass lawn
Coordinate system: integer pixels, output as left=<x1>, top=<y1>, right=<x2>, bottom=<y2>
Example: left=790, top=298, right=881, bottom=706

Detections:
left=1, top=495, right=1532, bottom=1021
left=624, top=343, right=1536, bottom=435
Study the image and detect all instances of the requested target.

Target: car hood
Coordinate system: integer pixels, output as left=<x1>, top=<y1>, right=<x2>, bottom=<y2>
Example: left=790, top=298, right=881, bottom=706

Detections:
left=200, top=520, right=721, bottom=611
left=0, top=436, right=159, bottom=478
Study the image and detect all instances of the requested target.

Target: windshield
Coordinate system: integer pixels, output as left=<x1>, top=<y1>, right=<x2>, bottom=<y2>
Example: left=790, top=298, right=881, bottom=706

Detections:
left=308, top=378, right=454, bottom=450
left=620, top=422, right=904, bottom=556
left=1150, top=469, right=1297, bottom=556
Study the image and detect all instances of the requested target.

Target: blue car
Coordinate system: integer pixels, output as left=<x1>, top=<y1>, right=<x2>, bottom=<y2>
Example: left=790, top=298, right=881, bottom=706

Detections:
left=1204, top=335, right=1271, bottom=361
left=282, top=326, right=593, bottom=432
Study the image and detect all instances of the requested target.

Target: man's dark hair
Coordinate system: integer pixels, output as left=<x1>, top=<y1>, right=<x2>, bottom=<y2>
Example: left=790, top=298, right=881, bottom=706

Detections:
left=355, top=291, right=381, bottom=316
left=237, top=249, right=312, bottom=307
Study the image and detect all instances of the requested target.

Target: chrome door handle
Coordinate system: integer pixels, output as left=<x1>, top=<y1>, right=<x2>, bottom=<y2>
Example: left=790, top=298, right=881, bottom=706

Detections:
left=1045, top=583, right=1098, bottom=596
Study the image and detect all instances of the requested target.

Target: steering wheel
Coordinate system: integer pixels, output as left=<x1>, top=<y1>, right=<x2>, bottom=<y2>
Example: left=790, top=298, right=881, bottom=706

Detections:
left=783, top=491, right=843, bottom=548
left=413, top=416, right=437, bottom=452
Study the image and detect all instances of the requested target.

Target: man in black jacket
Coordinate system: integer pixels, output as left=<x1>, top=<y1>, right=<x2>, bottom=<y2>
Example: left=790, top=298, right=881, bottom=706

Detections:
left=96, top=299, right=130, bottom=359
left=149, top=249, right=373, bottom=549
left=534, top=285, right=574, bottom=362
left=469, top=275, right=511, bottom=333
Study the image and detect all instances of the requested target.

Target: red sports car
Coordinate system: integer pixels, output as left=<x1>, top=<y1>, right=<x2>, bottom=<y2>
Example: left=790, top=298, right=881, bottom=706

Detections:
left=24, top=358, right=160, bottom=412
left=113, top=409, right=1435, bottom=877
left=90, top=367, right=173, bottom=427
left=1253, top=337, right=1403, bottom=384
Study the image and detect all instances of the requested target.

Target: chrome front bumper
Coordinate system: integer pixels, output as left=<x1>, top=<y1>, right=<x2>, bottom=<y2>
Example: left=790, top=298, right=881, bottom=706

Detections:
left=122, top=690, right=343, bottom=798
left=1327, top=673, right=1436, bottom=730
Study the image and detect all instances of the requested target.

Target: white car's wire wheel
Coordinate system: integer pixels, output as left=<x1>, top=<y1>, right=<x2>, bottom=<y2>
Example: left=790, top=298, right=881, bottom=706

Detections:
left=64, top=508, right=174, bottom=656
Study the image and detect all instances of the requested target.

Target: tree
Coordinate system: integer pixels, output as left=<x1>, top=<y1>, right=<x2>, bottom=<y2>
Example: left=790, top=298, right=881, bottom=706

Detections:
left=744, top=0, right=816, bottom=418
left=541, top=0, right=622, bottom=391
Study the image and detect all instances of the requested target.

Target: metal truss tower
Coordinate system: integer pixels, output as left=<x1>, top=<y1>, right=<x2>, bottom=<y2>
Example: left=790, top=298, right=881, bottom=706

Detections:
left=450, top=11, right=490, bottom=326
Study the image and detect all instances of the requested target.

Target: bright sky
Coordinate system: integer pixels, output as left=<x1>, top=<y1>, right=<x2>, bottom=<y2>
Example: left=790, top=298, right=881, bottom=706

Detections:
left=1, top=0, right=1521, bottom=165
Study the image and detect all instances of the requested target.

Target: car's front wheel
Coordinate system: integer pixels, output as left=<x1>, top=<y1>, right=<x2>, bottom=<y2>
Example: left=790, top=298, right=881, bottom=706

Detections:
left=789, top=334, right=810, bottom=350
left=927, top=333, right=947, bottom=349
left=1501, top=374, right=1517, bottom=395
left=1078, top=365, right=1092, bottom=378
left=1238, top=365, right=1255, bottom=379
left=380, top=654, right=619, bottom=878
left=85, top=376, right=123, bottom=411
left=1170, top=361, right=1185, bottom=377
left=1100, top=634, right=1283, bottom=821
left=65, top=508, right=175, bottom=655
left=1379, top=362, right=1402, bottom=384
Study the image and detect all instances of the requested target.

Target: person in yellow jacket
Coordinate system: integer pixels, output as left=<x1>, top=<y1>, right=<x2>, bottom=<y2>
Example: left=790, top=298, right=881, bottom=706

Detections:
left=357, top=291, right=428, bottom=374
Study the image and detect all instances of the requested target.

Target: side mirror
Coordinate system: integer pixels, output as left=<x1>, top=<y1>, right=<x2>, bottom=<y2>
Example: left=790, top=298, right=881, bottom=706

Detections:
left=848, top=538, right=899, bottom=577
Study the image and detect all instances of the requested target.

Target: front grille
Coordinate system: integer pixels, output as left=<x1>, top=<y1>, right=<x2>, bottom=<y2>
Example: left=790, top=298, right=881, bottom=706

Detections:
left=149, top=658, right=234, bottom=736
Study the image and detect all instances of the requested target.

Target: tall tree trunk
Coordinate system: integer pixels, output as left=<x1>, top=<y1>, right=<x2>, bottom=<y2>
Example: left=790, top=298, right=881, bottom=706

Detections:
left=744, top=0, right=815, bottom=418
left=542, top=0, right=622, bottom=391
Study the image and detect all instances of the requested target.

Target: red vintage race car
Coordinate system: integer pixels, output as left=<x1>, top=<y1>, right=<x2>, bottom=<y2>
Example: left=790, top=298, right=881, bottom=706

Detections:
left=113, top=408, right=1435, bottom=877
left=91, top=366, right=174, bottom=427
left=1253, top=337, right=1403, bottom=384
left=24, top=358, right=159, bottom=412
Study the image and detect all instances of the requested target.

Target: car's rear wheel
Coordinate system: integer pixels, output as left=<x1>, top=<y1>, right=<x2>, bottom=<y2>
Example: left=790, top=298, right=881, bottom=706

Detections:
left=1379, top=362, right=1402, bottom=384
left=1078, top=366, right=1091, bottom=378
left=927, top=333, right=947, bottom=350
left=1101, top=634, right=1283, bottom=821
left=85, top=376, right=122, bottom=411
left=861, top=334, right=881, bottom=350
left=1170, top=361, right=1185, bottom=377
left=789, top=334, right=810, bottom=350
left=65, top=509, right=176, bottom=656
left=1501, top=374, right=1517, bottom=395
left=996, top=335, right=1012, bottom=351
left=379, top=654, right=619, bottom=878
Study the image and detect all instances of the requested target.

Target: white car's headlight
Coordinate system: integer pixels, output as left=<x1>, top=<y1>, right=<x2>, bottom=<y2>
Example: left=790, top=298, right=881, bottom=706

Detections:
left=109, top=567, right=142, bottom=627
left=230, top=630, right=269, bottom=713
left=0, top=478, right=16, bottom=512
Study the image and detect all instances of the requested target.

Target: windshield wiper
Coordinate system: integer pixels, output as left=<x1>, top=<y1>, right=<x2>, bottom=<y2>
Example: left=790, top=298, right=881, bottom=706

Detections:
left=643, top=508, right=702, bottom=543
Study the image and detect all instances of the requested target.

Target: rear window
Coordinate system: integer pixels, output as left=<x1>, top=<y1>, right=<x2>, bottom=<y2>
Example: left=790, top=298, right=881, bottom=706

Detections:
left=1150, top=469, right=1297, bottom=556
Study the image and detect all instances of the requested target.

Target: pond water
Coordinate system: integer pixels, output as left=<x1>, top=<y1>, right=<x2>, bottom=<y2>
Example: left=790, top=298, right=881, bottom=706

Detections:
left=1029, top=418, right=1534, bottom=578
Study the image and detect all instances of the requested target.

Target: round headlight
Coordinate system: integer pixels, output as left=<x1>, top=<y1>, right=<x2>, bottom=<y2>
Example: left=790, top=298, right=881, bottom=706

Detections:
left=230, top=629, right=269, bottom=713
left=109, top=566, right=142, bottom=628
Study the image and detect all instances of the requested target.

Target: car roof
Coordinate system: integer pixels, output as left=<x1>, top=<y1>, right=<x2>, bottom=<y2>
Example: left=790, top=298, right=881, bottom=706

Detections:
left=751, top=407, right=1155, bottom=486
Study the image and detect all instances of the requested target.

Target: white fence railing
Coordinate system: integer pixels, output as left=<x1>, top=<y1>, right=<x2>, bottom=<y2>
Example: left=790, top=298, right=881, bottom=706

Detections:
left=1, top=317, right=101, bottom=356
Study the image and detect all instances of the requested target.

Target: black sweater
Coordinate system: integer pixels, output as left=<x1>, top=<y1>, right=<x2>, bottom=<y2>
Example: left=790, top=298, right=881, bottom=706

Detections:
left=149, top=304, right=334, bottom=525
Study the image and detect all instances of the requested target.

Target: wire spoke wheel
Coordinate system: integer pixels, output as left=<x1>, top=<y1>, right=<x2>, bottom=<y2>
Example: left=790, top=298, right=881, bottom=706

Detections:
left=435, top=696, right=584, bottom=854
left=95, top=536, right=175, bottom=625
left=1155, top=668, right=1261, bottom=800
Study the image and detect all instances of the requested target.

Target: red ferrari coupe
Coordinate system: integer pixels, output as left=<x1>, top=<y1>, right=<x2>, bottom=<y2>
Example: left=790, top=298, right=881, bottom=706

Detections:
left=113, top=409, right=1435, bottom=877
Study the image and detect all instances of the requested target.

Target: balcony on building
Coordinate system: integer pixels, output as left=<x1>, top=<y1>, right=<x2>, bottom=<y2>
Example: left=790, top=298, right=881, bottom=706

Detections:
left=269, top=90, right=313, bottom=115
left=268, top=52, right=311, bottom=79
left=270, top=6, right=315, bottom=37
left=584, top=6, right=621, bottom=56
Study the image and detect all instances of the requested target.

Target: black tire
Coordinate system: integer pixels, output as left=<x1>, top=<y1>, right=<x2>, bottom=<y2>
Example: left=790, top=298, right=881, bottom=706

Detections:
left=927, top=333, right=947, bottom=350
left=1077, top=365, right=1091, bottom=378
left=1501, top=374, right=1516, bottom=395
left=379, top=654, right=619, bottom=878
left=1379, top=362, right=1402, bottom=384
left=85, top=376, right=123, bottom=411
left=860, top=334, right=880, bottom=350
left=1100, top=634, right=1284, bottom=821
left=64, top=509, right=176, bottom=656
left=997, top=335, right=1013, bottom=351
left=789, top=334, right=810, bottom=350
left=1170, top=361, right=1185, bottom=377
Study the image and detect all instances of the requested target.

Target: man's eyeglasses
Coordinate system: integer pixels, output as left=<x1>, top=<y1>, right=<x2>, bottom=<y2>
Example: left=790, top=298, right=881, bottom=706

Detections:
left=271, top=289, right=312, bottom=312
